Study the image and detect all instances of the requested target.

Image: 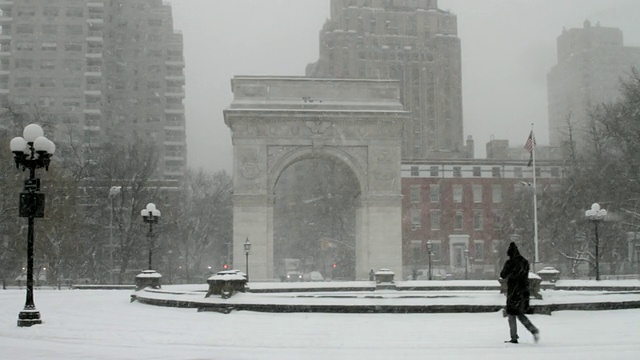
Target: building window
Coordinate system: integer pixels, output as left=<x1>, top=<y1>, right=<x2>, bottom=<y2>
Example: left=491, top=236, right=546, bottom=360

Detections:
left=15, top=41, right=34, bottom=51
left=65, top=42, right=83, bottom=51
left=535, top=167, right=541, bottom=177
left=39, top=78, right=55, bottom=88
left=15, top=59, right=34, bottom=69
left=514, top=167, right=523, bottom=178
left=41, top=24, right=58, bottom=34
left=551, top=167, right=560, bottom=177
left=472, top=185, right=482, bottom=203
left=409, top=185, right=421, bottom=204
left=430, top=210, right=441, bottom=230
left=410, top=166, right=419, bottom=176
left=62, top=97, right=82, bottom=109
left=37, top=97, right=55, bottom=107
left=453, top=166, right=462, bottom=177
left=492, top=167, right=501, bottom=178
left=66, top=7, right=84, bottom=17
left=429, top=241, right=442, bottom=261
left=492, top=209, right=501, bottom=229
left=454, top=211, right=463, bottom=230
left=474, top=241, right=484, bottom=260
left=453, top=185, right=463, bottom=203
left=473, top=209, right=483, bottom=230
left=411, top=208, right=421, bottom=230
left=473, top=167, right=481, bottom=177
left=43, top=7, right=60, bottom=17
left=63, top=59, right=83, bottom=71
left=17, top=6, right=36, bottom=17
left=65, top=25, right=83, bottom=36
left=13, top=96, right=31, bottom=104
left=42, top=42, right=58, bottom=51
left=16, top=24, right=35, bottom=34
left=40, top=60, right=56, bottom=70
left=430, top=166, right=439, bottom=177
left=429, top=184, right=440, bottom=203
left=491, top=184, right=502, bottom=203
left=63, top=78, right=81, bottom=88
left=14, top=77, right=32, bottom=88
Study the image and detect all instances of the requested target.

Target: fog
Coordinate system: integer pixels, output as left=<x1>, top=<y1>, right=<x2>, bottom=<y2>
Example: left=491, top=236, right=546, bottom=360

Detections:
left=169, top=0, right=640, bottom=173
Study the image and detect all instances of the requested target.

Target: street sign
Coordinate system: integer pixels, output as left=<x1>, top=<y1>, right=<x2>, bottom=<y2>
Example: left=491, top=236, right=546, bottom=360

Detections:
left=24, top=178, right=40, bottom=191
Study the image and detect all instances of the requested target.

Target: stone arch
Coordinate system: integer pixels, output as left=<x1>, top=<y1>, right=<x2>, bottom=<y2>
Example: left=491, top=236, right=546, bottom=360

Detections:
left=224, top=76, right=409, bottom=280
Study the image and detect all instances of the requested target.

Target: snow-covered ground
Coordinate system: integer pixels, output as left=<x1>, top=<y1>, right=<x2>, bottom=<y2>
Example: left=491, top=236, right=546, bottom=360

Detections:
left=1, top=287, right=640, bottom=359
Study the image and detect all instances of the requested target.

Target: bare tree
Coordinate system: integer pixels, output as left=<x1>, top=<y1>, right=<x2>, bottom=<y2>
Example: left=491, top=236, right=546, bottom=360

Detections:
left=172, top=169, right=232, bottom=283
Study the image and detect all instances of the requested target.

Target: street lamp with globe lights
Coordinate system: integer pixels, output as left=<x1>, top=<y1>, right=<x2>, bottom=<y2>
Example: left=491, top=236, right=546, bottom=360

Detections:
left=141, top=203, right=161, bottom=270
left=244, top=238, right=251, bottom=282
left=9, top=123, right=55, bottom=327
left=585, top=203, right=607, bottom=281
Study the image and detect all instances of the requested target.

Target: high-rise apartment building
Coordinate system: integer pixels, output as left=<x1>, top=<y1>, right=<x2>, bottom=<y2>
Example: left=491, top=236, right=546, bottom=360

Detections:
left=307, top=0, right=468, bottom=160
left=547, top=20, right=640, bottom=148
left=0, top=0, right=186, bottom=182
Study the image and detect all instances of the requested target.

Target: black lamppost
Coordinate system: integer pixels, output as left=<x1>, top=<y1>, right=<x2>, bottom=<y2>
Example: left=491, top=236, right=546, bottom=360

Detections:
left=585, top=203, right=607, bottom=281
left=426, top=240, right=433, bottom=280
left=108, top=186, right=121, bottom=284
left=244, top=237, right=251, bottom=282
left=410, top=240, right=421, bottom=280
left=10, top=124, right=56, bottom=327
left=141, top=203, right=161, bottom=270
left=464, top=248, right=470, bottom=280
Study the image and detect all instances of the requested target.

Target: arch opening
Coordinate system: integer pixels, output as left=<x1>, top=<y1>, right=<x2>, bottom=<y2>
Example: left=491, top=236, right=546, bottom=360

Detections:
left=273, top=154, right=361, bottom=281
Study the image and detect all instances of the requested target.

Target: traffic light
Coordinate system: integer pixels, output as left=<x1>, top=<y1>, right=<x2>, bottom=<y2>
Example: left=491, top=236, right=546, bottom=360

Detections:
left=222, top=263, right=229, bottom=270
left=331, top=263, right=337, bottom=269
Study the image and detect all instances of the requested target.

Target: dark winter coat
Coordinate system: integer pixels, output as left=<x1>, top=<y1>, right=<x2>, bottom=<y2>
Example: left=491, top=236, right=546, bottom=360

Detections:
left=499, top=242, right=531, bottom=315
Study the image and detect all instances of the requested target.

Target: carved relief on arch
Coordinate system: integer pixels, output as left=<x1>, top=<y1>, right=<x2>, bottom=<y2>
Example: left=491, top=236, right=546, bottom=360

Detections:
left=235, top=146, right=265, bottom=192
left=305, top=120, right=332, bottom=135
left=369, top=147, right=400, bottom=191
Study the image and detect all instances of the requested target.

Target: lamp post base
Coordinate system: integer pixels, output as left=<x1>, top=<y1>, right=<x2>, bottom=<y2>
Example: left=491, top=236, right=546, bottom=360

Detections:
left=17, top=308, right=42, bottom=327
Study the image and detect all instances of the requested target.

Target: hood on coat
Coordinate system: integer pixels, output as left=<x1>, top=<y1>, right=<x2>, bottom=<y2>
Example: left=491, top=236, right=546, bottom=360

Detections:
left=507, top=242, right=520, bottom=258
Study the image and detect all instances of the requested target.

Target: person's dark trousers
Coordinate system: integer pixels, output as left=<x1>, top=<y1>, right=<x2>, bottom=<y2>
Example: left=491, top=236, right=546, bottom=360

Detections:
left=508, top=314, right=538, bottom=341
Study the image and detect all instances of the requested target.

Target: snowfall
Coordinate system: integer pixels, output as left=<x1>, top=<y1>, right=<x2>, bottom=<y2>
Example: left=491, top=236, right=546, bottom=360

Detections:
left=1, top=282, right=640, bottom=360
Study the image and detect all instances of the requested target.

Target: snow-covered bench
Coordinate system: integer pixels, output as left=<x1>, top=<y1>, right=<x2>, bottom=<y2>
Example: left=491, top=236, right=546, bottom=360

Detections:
left=206, top=270, right=247, bottom=299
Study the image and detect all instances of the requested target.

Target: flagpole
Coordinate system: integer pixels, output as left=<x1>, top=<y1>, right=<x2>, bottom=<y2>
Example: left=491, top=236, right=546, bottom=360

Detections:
left=531, top=124, right=539, bottom=271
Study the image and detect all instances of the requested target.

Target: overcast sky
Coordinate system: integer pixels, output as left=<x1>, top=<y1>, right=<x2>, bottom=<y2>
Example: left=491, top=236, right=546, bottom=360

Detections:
left=168, top=0, right=640, bottom=173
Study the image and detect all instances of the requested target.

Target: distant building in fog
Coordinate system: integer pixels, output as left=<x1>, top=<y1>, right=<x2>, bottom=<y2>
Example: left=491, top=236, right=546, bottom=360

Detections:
left=0, top=0, right=186, bottom=182
left=547, top=20, right=640, bottom=149
left=307, top=0, right=470, bottom=160
left=485, top=138, right=564, bottom=162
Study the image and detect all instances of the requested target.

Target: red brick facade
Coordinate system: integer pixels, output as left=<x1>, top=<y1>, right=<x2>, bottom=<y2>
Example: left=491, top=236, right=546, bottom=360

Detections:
left=401, top=160, right=561, bottom=279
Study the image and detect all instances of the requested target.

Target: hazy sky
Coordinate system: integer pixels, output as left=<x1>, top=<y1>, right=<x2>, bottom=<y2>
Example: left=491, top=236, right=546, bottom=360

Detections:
left=168, top=0, right=640, bottom=173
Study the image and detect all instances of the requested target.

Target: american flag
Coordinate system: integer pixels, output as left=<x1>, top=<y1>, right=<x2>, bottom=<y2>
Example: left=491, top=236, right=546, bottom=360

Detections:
left=524, top=131, right=535, bottom=166
left=524, top=131, right=535, bottom=152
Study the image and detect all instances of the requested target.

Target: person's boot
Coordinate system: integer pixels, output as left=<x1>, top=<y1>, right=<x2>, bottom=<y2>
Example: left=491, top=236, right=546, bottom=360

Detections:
left=533, top=330, right=540, bottom=343
left=505, top=339, right=518, bottom=344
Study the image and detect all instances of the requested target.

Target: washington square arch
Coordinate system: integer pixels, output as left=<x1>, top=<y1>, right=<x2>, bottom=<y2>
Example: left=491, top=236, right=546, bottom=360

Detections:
left=224, top=76, right=408, bottom=281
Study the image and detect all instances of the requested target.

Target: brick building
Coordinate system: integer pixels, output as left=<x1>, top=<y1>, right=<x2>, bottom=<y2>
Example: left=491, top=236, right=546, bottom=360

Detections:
left=401, top=159, right=562, bottom=279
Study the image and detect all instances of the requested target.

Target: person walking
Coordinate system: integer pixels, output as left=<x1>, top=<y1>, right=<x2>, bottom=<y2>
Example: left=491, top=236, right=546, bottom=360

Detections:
left=500, top=242, right=540, bottom=344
